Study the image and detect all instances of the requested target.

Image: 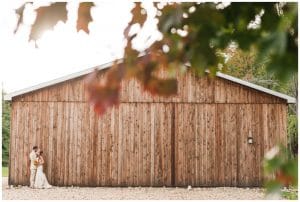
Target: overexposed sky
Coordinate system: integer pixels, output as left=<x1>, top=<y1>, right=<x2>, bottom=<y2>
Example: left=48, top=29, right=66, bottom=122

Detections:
left=0, top=1, right=160, bottom=93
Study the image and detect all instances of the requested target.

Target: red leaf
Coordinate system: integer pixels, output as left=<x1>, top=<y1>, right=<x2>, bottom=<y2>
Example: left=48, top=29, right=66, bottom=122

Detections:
left=276, top=170, right=294, bottom=187
left=84, top=68, right=122, bottom=116
left=143, top=78, right=178, bottom=96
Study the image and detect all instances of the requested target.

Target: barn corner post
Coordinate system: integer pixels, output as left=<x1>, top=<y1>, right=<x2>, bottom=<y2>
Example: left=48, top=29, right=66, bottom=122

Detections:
left=8, top=100, right=12, bottom=186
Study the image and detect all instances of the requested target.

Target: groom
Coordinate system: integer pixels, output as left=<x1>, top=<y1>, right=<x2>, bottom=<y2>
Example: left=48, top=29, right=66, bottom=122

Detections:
left=29, top=146, right=38, bottom=188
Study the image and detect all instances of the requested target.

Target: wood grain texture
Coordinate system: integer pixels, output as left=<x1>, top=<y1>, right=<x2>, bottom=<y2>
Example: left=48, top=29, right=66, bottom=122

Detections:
left=10, top=102, right=175, bottom=186
left=9, top=69, right=288, bottom=187
left=14, top=71, right=286, bottom=104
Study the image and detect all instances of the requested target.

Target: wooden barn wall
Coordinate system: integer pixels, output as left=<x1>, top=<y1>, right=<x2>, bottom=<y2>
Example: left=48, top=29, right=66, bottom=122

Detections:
left=9, top=70, right=288, bottom=187
left=13, top=70, right=286, bottom=104
left=174, top=104, right=287, bottom=187
left=9, top=102, right=173, bottom=186
left=9, top=101, right=287, bottom=187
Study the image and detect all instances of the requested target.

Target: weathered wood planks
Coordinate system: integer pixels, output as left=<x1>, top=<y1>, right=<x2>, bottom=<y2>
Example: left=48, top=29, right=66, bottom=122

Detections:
left=174, top=103, right=287, bottom=187
left=14, top=71, right=286, bottom=104
left=9, top=69, right=288, bottom=187
left=10, top=102, right=176, bottom=186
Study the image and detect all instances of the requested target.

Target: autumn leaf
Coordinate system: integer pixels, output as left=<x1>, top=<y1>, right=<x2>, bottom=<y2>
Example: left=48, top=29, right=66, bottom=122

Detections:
left=130, top=2, right=147, bottom=26
left=143, top=77, right=178, bottom=96
left=124, top=2, right=147, bottom=38
left=82, top=2, right=297, bottom=116
left=275, top=170, right=295, bottom=187
left=84, top=70, right=118, bottom=115
left=77, top=2, right=94, bottom=33
left=30, top=2, right=67, bottom=41
left=14, top=3, right=28, bottom=34
left=84, top=63, right=124, bottom=116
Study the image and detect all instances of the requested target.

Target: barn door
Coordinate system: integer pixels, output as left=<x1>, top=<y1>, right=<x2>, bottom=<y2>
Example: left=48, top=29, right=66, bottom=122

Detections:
left=174, top=104, right=218, bottom=186
left=215, top=104, right=238, bottom=186
left=236, top=104, right=263, bottom=187
left=174, top=104, right=264, bottom=187
left=174, top=104, right=241, bottom=187
left=92, top=103, right=173, bottom=186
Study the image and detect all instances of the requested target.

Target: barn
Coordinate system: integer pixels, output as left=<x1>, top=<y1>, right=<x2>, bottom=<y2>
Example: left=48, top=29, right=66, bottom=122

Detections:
left=4, top=60, right=296, bottom=187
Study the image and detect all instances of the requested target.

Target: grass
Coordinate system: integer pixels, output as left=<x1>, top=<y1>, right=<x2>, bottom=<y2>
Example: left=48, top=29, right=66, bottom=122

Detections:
left=282, top=188, right=298, bottom=200
left=2, top=167, right=8, bottom=177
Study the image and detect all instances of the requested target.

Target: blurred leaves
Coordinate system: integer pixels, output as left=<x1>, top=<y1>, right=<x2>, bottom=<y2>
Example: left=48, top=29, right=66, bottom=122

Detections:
left=288, top=114, right=298, bottom=156
left=2, top=92, right=10, bottom=167
left=171, top=2, right=297, bottom=81
left=158, top=4, right=183, bottom=33
left=264, top=145, right=298, bottom=198
left=84, top=63, right=123, bottom=115
left=77, top=2, right=94, bottom=33
left=85, top=3, right=179, bottom=114
left=13, top=2, right=298, bottom=115
left=130, top=2, right=147, bottom=26
left=131, top=54, right=178, bottom=96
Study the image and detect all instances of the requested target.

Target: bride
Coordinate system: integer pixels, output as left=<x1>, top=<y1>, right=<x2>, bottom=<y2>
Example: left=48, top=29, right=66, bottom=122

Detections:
left=33, top=150, right=52, bottom=189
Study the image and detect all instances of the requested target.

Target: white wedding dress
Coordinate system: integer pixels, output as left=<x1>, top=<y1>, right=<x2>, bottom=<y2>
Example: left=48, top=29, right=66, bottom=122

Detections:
left=33, top=164, right=52, bottom=189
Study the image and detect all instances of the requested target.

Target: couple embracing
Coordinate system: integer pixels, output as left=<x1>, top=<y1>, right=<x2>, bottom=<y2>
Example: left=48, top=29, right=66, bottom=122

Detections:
left=29, top=146, right=52, bottom=189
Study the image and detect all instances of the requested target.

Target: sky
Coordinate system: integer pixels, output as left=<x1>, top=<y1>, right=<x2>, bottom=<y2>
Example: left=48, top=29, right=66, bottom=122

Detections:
left=0, top=1, right=160, bottom=93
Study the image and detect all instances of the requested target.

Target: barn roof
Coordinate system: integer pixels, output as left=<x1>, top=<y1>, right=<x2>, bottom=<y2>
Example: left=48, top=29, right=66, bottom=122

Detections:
left=4, top=59, right=296, bottom=103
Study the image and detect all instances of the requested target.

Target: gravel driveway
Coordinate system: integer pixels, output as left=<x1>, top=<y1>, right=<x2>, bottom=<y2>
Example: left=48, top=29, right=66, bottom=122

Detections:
left=2, top=177, right=265, bottom=200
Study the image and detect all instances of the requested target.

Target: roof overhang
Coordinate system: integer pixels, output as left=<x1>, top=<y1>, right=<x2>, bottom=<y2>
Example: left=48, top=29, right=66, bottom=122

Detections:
left=3, top=61, right=296, bottom=104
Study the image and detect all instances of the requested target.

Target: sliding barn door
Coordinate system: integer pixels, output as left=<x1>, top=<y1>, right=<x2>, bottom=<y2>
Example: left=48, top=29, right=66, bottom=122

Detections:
left=174, top=104, right=218, bottom=186
left=174, top=103, right=286, bottom=187
left=236, top=104, right=287, bottom=187
left=236, top=104, right=262, bottom=187
left=179, top=103, right=240, bottom=187
left=93, top=103, right=173, bottom=186
left=174, top=104, right=262, bottom=187
left=174, top=104, right=244, bottom=187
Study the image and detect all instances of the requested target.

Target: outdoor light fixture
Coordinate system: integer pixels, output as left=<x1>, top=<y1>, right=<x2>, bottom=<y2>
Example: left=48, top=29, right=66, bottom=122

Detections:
left=247, top=137, right=253, bottom=144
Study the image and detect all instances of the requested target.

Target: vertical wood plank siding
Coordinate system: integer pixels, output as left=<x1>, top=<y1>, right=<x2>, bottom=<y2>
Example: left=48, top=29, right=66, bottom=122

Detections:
left=9, top=70, right=287, bottom=187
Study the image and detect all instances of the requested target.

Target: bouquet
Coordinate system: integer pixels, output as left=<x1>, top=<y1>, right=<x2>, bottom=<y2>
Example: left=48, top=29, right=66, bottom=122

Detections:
left=34, top=159, right=39, bottom=166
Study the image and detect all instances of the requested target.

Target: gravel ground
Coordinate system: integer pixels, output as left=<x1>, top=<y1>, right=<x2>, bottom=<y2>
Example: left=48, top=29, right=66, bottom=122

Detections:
left=2, top=177, right=265, bottom=200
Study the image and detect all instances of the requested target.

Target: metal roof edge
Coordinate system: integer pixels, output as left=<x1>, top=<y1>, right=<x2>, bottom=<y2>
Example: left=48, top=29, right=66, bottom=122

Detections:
left=4, top=59, right=121, bottom=101
left=216, top=72, right=296, bottom=104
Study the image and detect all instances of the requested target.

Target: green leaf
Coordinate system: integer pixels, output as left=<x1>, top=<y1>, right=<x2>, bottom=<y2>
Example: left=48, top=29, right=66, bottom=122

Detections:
left=158, top=4, right=184, bottom=33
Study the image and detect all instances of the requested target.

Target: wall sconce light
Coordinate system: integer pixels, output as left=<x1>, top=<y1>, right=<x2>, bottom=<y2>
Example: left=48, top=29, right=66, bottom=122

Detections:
left=247, top=137, right=253, bottom=144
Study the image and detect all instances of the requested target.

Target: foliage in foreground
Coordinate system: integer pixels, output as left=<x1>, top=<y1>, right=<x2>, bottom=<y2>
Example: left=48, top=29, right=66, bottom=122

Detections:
left=13, top=2, right=298, bottom=115
left=264, top=145, right=298, bottom=199
left=2, top=92, right=10, bottom=167
left=224, top=47, right=298, bottom=157
left=2, top=167, right=8, bottom=177
left=288, top=114, right=298, bottom=157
